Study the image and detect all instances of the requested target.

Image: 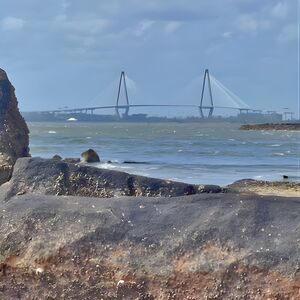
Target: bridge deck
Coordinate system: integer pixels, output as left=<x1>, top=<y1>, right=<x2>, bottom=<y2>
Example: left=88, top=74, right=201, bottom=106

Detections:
left=39, top=104, right=251, bottom=114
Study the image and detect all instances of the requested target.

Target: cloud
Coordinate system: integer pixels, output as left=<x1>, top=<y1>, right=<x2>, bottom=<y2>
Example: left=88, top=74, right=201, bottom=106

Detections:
left=55, top=14, right=109, bottom=35
left=62, top=0, right=70, bottom=10
left=222, top=31, right=232, bottom=38
left=278, top=24, right=298, bottom=43
left=236, top=14, right=271, bottom=34
left=164, top=21, right=182, bottom=34
left=134, top=20, right=155, bottom=37
left=270, top=2, right=289, bottom=19
left=1, top=16, right=25, bottom=31
left=67, top=34, right=97, bottom=48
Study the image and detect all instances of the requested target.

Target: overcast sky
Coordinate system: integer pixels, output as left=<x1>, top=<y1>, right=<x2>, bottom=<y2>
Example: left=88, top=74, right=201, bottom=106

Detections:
left=0, top=0, right=298, bottom=116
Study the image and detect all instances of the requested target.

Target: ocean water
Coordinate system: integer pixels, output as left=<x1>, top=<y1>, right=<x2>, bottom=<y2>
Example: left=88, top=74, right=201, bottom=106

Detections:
left=28, top=122, right=300, bottom=186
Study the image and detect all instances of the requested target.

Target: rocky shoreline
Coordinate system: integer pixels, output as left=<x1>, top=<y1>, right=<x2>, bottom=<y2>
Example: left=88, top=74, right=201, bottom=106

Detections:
left=1, top=67, right=300, bottom=299
left=0, top=181, right=300, bottom=299
left=240, top=123, right=300, bottom=131
left=0, top=157, right=299, bottom=299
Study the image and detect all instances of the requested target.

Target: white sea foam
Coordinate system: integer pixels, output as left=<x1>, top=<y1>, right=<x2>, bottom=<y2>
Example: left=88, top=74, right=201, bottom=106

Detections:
left=48, top=131, right=56, bottom=134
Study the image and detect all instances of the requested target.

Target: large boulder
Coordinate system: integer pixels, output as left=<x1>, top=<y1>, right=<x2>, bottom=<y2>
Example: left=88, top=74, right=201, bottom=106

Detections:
left=0, top=68, right=29, bottom=184
left=0, top=157, right=221, bottom=201
left=0, top=192, right=299, bottom=299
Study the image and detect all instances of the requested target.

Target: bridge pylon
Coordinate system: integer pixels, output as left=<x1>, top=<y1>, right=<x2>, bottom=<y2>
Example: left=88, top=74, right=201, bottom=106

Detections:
left=199, top=69, right=214, bottom=118
left=116, top=71, right=130, bottom=118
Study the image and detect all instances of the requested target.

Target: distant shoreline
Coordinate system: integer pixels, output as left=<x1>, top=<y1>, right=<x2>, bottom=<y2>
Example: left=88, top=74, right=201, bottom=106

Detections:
left=240, top=123, right=300, bottom=131
left=21, top=111, right=284, bottom=124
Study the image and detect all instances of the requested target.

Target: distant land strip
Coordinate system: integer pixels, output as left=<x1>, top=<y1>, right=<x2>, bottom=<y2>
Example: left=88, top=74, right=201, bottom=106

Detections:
left=240, top=123, right=300, bottom=131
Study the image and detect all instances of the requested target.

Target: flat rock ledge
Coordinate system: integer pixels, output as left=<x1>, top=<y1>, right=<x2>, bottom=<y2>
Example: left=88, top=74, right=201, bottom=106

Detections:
left=227, top=179, right=300, bottom=197
left=0, top=193, right=299, bottom=299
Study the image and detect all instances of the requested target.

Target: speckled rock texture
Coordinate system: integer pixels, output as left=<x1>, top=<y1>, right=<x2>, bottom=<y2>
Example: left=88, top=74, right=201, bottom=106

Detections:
left=0, top=68, right=29, bottom=185
left=0, top=157, right=221, bottom=201
left=0, top=193, right=299, bottom=299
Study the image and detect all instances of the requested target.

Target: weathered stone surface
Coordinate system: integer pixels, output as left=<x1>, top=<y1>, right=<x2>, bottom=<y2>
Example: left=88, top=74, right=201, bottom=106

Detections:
left=51, top=154, right=62, bottom=161
left=227, top=179, right=300, bottom=197
left=81, top=148, right=100, bottom=163
left=0, top=157, right=222, bottom=201
left=0, top=192, right=299, bottom=299
left=0, top=68, right=29, bottom=185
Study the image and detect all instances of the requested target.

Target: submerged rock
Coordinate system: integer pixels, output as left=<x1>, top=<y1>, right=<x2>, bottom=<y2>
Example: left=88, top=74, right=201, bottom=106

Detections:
left=0, top=157, right=221, bottom=200
left=81, top=148, right=100, bottom=163
left=0, top=68, right=30, bottom=185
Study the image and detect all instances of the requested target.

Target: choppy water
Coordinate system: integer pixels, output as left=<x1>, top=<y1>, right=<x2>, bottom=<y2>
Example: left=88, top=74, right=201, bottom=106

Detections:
left=28, top=122, right=300, bottom=186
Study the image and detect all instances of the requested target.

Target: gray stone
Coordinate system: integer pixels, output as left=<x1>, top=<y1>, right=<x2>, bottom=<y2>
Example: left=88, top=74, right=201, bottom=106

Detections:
left=0, top=68, right=30, bottom=185
left=81, top=148, right=100, bottom=163
left=0, top=192, right=299, bottom=298
left=0, top=157, right=221, bottom=201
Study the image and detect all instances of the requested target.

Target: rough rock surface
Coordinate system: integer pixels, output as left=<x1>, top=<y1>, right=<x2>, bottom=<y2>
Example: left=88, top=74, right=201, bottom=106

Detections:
left=0, top=157, right=221, bottom=201
left=0, top=69, right=29, bottom=185
left=227, top=179, right=300, bottom=197
left=0, top=192, right=299, bottom=299
left=81, top=149, right=100, bottom=163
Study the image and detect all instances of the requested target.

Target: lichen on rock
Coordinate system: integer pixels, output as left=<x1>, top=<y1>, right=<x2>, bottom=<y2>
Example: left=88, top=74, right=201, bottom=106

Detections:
left=0, top=68, right=30, bottom=184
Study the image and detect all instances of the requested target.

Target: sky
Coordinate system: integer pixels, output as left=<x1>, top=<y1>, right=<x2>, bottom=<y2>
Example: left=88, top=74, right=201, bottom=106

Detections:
left=0, top=0, right=298, bottom=117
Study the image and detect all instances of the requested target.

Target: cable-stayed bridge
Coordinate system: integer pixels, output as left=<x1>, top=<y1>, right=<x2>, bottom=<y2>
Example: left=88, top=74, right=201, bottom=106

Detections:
left=40, top=69, right=287, bottom=118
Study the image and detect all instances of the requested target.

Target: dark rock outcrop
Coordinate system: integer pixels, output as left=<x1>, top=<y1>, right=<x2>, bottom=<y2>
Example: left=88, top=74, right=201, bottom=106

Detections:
left=81, top=148, right=100, bottom=163
left=0, top=157, right=221, bottom=201
left=0, top=192, right=299, bottom=299
left=0, top=69, right=29, bottom=185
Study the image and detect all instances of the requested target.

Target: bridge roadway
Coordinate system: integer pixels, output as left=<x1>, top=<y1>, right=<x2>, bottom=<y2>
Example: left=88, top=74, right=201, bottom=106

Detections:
left=40, top=104, right=254, bottom=114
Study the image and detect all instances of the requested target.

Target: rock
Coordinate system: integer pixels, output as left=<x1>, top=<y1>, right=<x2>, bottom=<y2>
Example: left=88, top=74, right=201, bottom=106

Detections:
left=123, top=160, right=150, bottom=164
left=0, top=192, right=299, bottom=298
left=62, top=157, right=80, bottom=163
left=0, top=68, right=30, bottom=185
left=226, top=179, right=300, bottom=197
left=51, top=154, right=62, bottom=161
left=0, top=157, right=221, bottom=201
left=240, top=123, right=300, bottom=131
left=52, top=155, right=80, bottom=164
left=81, top=148, right=100, bottom=163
